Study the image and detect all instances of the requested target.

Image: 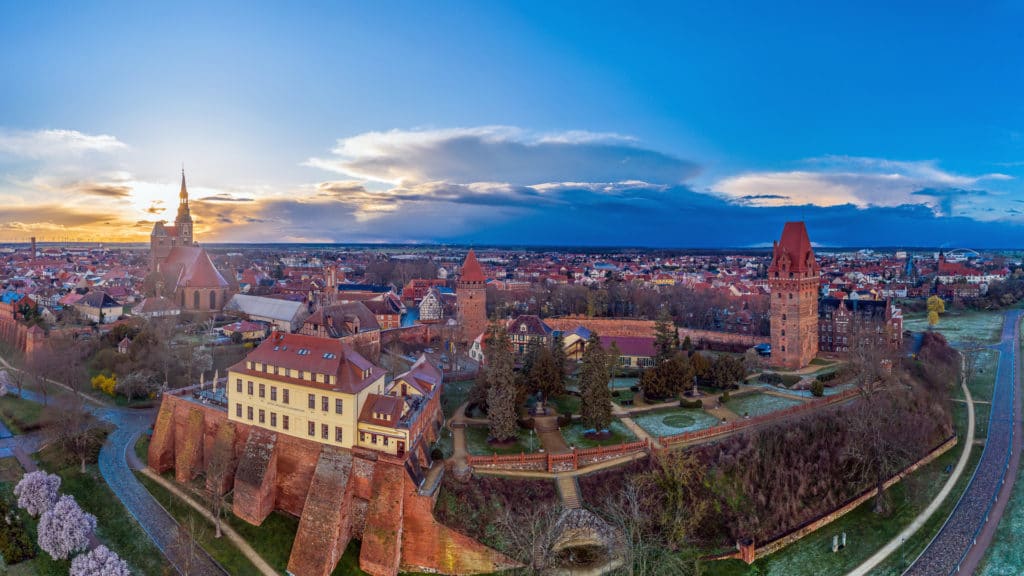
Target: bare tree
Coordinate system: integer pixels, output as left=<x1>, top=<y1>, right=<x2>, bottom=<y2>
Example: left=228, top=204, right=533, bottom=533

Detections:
left=842, top=395, right=918, bottom=514
left=493, top=505, right=561, bottom=573
left=204, top=433, right=235, bottom=539
left=959, top=333, right=984, bottom=389
left=46, top=393, right=100, bottom=473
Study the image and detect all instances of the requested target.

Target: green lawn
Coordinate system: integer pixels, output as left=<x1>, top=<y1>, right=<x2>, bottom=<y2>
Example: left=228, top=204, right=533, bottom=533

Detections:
left=611, top=387, right=636, bottom=405
left=549, top=393, right=580, bottom=416
left=135, top=433, right=151, bottom=463
left=0, top=394, right=48, bottom=434
left=463, top=425, right=537, bottom=455
left=561, top=419, right=637, bottom=448
left=442, top=379, right=474, bottom=419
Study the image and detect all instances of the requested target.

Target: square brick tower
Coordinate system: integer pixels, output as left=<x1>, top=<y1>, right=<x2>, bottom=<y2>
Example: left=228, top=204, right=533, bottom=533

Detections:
left=768, top=222, right=820, bottom=369
left=457, top=249, right=488, bottom=343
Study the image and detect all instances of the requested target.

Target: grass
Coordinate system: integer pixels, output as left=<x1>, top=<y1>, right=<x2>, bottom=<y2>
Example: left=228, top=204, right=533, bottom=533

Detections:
left=809, top=358, right=834, bottom=367
left=561, top=419, right=637, bottom=448
left=0, top=456, right=24, bottom=482
left=135, top=433, right=151, bottom=463
left=441, top=379, right=473, bottom=419
left=463, top=425, right=537, bottom=455
left=903, top=310, right=1004, bottom=343
left=135, top=471, right=261, bottom=575
left=549, top=393, right=580, bottom=416
left=611, top=387, right=636, bottom=405
left=632, top=407, right=720, bottom=437
left=0, top=394, right=48, bottom=434
left=0, top=433, right=170, bottom=576
left=724, top=392, right=804, bottom=418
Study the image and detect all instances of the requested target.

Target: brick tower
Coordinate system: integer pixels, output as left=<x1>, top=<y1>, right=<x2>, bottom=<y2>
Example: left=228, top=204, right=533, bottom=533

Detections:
left=457, top=249, right=488, bottom=343
left=768, top=222, right=820, bottom=369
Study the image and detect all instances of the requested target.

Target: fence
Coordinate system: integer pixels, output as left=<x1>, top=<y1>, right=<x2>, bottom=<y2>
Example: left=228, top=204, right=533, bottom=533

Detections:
left=659, top=387, right=860, bottom=448
left=467, top=438, right=652, bottom=473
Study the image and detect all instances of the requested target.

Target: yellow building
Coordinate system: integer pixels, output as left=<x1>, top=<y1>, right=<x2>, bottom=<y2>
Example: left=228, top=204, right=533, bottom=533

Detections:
left=227, top=331, right=387, bottom=450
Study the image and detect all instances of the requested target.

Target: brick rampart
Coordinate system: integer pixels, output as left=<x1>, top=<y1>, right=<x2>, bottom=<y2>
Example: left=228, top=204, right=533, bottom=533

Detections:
left=287, top=447, right=355, bottom=576
left=233, top=428, right=279, bottom=525
left=360, top=464, right=405, bottom=576
left=545, top=316, right=656, bottom=338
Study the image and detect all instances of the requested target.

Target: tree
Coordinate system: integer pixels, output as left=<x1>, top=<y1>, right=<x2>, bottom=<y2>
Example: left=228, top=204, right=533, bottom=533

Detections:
left=528, top=345, right=564, bottom=407
left=118, top=370, right=157, bottom=403
left=691, top=352, right=711, bottom=383
left=37, top=494, right=96, bottom=560
left=682, top=335, right=693, bottom=353
left=927, top=295, right=945, bottom=328
left=70, top=545, right=131, bottom=576
left=606, top=341, right=622, bottom=382
left=710, top=356, right=745, bottom=389
left=579, top=333, right=612, bottom=430
left=638, top=451, right=714, bottom=548
left=653, top=307, right=678, bottom=364
left=842, top=396, right=918, bottom=514
left=205, top=434, right=235, bottom=539
left=640, top=352, right=695, bottom=400
left=14, top=470, right=61, bottom=516
left=484, top=326, right=518, bottom=442
left=48, top=393, right=101, bottom=473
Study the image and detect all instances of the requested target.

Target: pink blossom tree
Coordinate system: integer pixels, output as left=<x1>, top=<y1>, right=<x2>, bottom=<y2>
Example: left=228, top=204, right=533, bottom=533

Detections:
left=70, top=545, right=131, bottom=576
left=13, top=470, right=61, bottom=517
left=37, top=494, right=97, bottom=560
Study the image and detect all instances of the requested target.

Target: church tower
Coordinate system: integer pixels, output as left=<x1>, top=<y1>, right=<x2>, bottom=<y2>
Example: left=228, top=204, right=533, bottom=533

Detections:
left=768, top=222, right=819, bottom=369
left=457, top=249, right=488, bottom=343
left=176, top=169, right=194, bottom=246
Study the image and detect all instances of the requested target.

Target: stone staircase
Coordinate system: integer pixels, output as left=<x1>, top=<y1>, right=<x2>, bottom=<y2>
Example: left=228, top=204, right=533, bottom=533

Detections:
left=556, top=475, right=582, bottom=509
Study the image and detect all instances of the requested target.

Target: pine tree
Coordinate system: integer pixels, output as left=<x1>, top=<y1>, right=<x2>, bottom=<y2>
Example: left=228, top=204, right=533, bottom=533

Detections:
left=485, top=326, right=518, bottom=442
left=580, top=333, right=612, bottom=430
left=551, top=333, right=568, bottom=382
left=654, top=307, right=677, bottom=364
left=606, top=341, right=622, bottom=382
left=529, top=345, right=564, bottom=406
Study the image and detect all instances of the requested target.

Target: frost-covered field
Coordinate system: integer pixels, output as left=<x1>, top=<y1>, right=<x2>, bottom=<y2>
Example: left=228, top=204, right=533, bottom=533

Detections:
left=903, top=311, right=1004, bottom=343
left=632, top=407, right=719, bottom=437
left=725, top=393, right=804, bottom=418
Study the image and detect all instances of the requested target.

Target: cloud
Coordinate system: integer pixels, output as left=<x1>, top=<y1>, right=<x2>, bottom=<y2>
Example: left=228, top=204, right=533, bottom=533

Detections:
left=305, top=126, right=699, bottom=186
left=714, top=156, right=1011, bottom=215
left=198, top=194, right=255, bottom=203
left=76, top=182, right=133, bottom=198
left=0, top=129, right=127, bottom=159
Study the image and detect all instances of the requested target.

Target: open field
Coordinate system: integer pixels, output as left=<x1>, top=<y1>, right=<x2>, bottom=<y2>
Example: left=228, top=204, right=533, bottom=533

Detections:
left=903, top=311, right=1004, bottom=343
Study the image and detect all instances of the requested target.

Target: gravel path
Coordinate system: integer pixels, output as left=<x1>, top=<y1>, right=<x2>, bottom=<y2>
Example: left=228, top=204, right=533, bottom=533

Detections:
left=904, top=310, right=1022, bottom=576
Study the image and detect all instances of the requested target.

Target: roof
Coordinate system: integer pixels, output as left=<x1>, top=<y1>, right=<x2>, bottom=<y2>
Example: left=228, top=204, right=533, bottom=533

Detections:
left=78, top=291, right=120, bottom=309
left=231, top=331, right=384, bottom=394
left=459, top=249, right=486, bottom=283
left=506, top=314, right=553, bottom=336
left=225, top=294, right=307, bottom=322
left=394, top=354, right=442, bottom=395
left=160, top=246, right=229, bottom=288
left=600, top=336, right=656, bottom=358
left=769, top=221, right=818, bottom=275
left=304, top=301, right=380, bottom=337
left=358, top=393, right=404, bottom=429
left=133, top=295, right=180, bottom=314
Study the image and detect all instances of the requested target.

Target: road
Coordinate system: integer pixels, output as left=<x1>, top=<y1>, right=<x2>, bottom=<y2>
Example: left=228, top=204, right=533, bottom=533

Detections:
left=0, top=360, right=225, bottom=576
left=904, top=309, right=1022, bottom=575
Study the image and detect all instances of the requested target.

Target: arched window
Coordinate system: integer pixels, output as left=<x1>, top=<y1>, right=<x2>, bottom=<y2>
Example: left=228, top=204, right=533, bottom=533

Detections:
left=210, top=291, right=217, bottom=309
left=193, top=291, right=200, bottom=309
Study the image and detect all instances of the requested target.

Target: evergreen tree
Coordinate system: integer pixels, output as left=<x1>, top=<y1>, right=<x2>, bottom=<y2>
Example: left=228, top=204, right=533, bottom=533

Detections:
left=551, top=333, right=568, bottom=382
left=579, top=333, right=613, bottom=430
left=484, top=326, right=518, bottom=441
left=654, top=307, right=678, bottom=364
left=606, top=341, right=622, bottom=382
left=682, top=335, right=693, bottom=353
left=529, top=345, right=564, bottom=406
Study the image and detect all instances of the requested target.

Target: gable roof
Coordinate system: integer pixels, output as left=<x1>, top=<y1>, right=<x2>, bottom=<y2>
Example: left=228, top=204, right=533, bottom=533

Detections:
left=394, top=354, right=442, bottom=395
left=459, top=249, right=486, bottom=283
left=358, top=393, right=404, bottom=429
left=160, top=246, right=229, bottom=288
left=231, top=331, right=384, bottom=394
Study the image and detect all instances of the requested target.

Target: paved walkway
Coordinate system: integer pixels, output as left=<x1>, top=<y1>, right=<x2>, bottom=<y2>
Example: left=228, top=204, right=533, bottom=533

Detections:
left=847, top=347, right=977, bottom=575
left=904, top=310, right=1022, bottom=575
left=0, top=354, right=223, bottom=576
left=536, top=414, right=570, bottom=454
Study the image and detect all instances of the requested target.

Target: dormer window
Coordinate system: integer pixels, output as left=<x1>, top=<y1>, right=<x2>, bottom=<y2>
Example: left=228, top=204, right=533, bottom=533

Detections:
left=323, top=352, right=336, bottom=359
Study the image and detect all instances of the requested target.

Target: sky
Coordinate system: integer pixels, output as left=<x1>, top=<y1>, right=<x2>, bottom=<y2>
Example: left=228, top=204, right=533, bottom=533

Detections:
left=2, top=1, right=1024, bottom=247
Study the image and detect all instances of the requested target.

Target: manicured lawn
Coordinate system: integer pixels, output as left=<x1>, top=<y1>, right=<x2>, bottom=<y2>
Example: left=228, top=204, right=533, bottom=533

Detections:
left=549, top=393, right=580, bottom=416
left=463, top=425, right=536, bottom=455
left=632, top=407, right=719, bottom=437
left=561, top=420, right=636, bottom=448
left=225, top=509, right=299, bottom=572
left=724, top=393, right=804, bottom=418
left=442, top=379, right=474, bottom=419
left=0, top=394, right=48, bottom=434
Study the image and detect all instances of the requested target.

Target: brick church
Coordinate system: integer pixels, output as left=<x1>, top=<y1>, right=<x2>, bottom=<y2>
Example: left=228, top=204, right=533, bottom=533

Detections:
left=456, top=249, right=487, bottom=342
left=150, top=171, right=232, bottom=311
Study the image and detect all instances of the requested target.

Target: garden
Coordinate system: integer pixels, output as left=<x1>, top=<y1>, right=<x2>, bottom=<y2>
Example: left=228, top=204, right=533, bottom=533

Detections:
left=561, top=419, right=637, bottom=448
left=463, top=425, right=538, bottom=455
left=632, top=407, right=720, bottom=437
left=724, top=392, right=805, bottom=418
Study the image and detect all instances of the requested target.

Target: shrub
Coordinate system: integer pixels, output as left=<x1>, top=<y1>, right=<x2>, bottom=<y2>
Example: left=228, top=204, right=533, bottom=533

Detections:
left=629, top=385, right=640, bottom=392
left=811, top=380, right=825, bottom=397
left=816, top=371, right=837, bottom=383
left=680, top=398, right=703, bottom=409
left=90, top=374, right=117, bottom=397
left=430, top=447, right=444, bottom=462
left=758, top=372, right=784, bottom=385
left=611, top=390, right=621, bottom=397
left=517, top=417, right=535, bottom=430
left=719, top=391, right=731, bottom=403
left=0, top=495, right=34, bottom=564
left=14, top=470, right=61, bottom=517
left=557, top=413, right=572, bottom=427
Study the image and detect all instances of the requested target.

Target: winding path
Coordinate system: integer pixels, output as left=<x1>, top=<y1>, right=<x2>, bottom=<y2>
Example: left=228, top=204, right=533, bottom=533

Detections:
left=904, top=309, right=1022, bottom=576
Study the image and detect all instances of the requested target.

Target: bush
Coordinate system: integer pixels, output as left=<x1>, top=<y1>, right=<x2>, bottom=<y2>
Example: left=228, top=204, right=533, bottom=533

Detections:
left=629, top=385, right=640, bottom=393
left=811, top=380, right=825, bottom=397
left=719, top=391, right=731, bottom=403
left=816, top=371, right=837, bottom=383
left=758, top=372, right=784, bottom=385
left=680, top=398, right=703, bottom=409
left=557, top=413, right=572, bottom=427
left=611, top=390, right=621, bottom=397
left=0, top=495, right=34, bottom=564
left=517, top=417, right=535, bottom=430
left=90, top=373, right=117, bottom=397
left=430, top=448, right=444, bottom=462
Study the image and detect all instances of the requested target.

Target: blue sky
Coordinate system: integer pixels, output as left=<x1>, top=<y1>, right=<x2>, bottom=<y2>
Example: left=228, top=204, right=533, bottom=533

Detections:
left=2, top=1, right=1024, bottom=246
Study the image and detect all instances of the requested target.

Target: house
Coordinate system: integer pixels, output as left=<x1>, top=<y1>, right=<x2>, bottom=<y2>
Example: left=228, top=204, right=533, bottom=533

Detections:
left=221, top=320, right=269, bottom=341
left=132, top=295, right=181, bottom=319
left=506, top=315, right=553, bottom=358
left=224, top=294, right=310, bottom=332
left=299, top=301, right=382, bottom=362
left=75, top=291, right=122, bottom=323
left=418, top=287, right=445, bottom=323
left=600, top=336, right=656, bottom=369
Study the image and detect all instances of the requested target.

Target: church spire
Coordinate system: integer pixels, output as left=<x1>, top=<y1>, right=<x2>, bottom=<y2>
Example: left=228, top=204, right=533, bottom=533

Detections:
left=175, top=167, right=194, bottom=245
left=180, top=167, right=188, bottom=202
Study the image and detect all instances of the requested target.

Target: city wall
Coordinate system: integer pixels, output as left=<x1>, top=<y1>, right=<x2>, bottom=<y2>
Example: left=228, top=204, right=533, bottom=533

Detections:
left=545, top=316, right=657, bottom=338
left=148, top=391, right=517, bottom=576
left=677, top=327, right=760, bottom=349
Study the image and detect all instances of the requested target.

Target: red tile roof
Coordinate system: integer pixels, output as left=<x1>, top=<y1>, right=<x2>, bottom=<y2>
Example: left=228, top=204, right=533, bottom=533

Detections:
left=459, top=249, right=486, bottom=283
left=358, top=393, right=403, bottom=429
left=769, top=221, right=818, bottom=275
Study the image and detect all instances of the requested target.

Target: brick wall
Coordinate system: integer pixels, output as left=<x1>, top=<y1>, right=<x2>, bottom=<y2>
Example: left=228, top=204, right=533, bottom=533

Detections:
left=288, top=447, right=355, bottom=576
left=545, top=316, right=657, bottom=338
left=677, top=328, right=759, bottom=348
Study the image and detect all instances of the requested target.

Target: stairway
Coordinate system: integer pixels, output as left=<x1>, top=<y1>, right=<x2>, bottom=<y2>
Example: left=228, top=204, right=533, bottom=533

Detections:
left=556, top=475, right=582, bottom=509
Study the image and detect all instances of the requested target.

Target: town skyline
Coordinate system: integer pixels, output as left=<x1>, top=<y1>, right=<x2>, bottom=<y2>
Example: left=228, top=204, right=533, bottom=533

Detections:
left=4, top=2, right=1024, bottom=246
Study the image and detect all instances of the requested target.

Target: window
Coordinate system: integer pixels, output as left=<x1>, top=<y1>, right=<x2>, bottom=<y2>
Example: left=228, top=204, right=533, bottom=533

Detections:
left=321, top=424, right=328, bottom=439
left=781, top=329, right=785, bottom=336
left=335, top=399, right=343, bottom=414
left=383, top=436, right=389, bottom=446
left=247, top=406, right=253, bottom=420
left=322, top=396, right=329, bottom=412
left=283, top=389, right=289, bottom=404
left=788, top=293, right=793, bottom=300
left=782, top=314, right=786, bottom=321
left=371, top=434, right=378, bottom=444
left=247, top=381, right=254, bottom=395
left=270, top=412, right=277, bottom=427
left=259, top=383, right=265, bottom=398
left=308, top=394, right=315, bottom=409
left=258, top=409, right=265, bottom=424
left=335, top=427, right=343, bottom=442
left=236, top=403, right=242, bottom=417
left=283, top=415, right=289, bottom=430
left=308, top=421, right=315, bottom=436
left=360, top=432, right=366, bottom=442
left=270, top=386, right=277, bottom=401
left=235, top=379, right=242, bottom=393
